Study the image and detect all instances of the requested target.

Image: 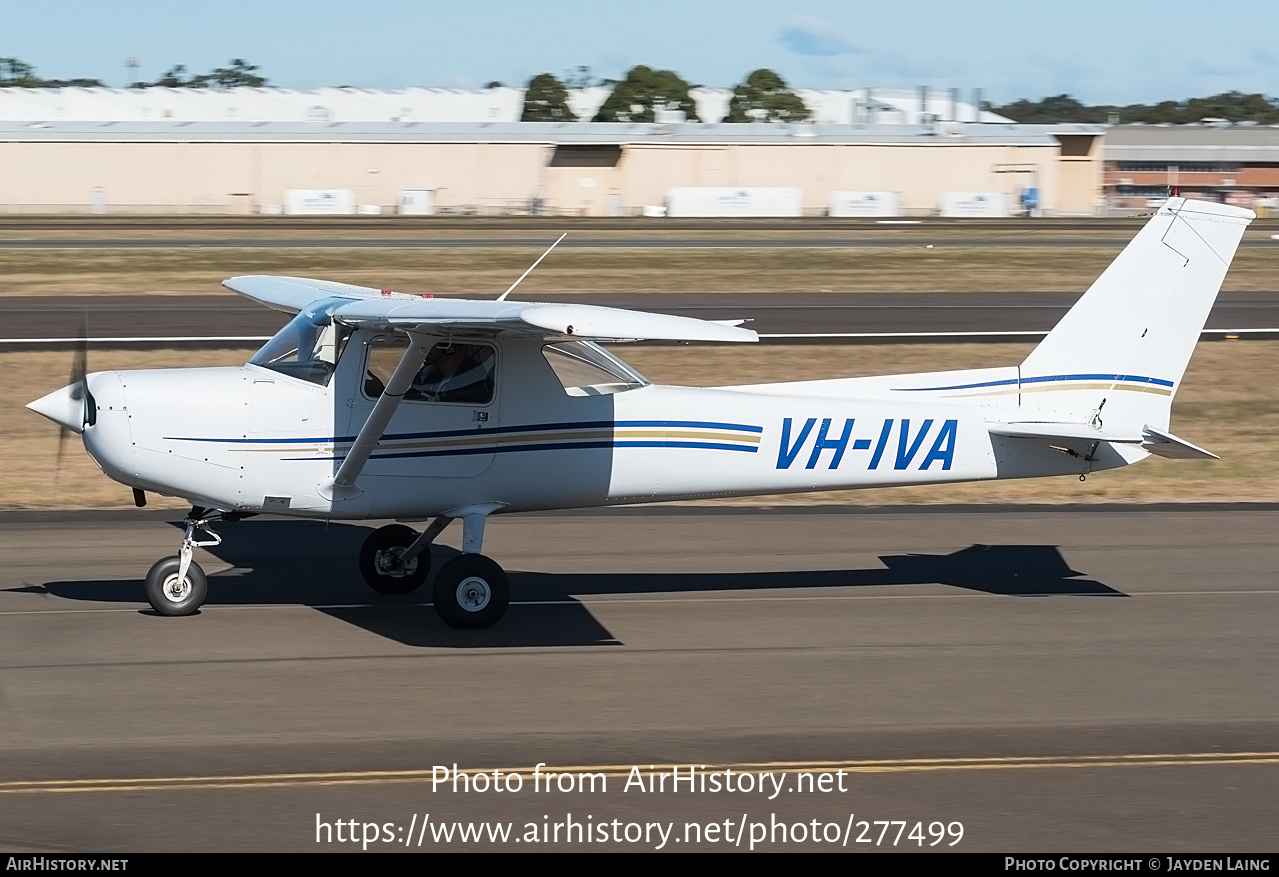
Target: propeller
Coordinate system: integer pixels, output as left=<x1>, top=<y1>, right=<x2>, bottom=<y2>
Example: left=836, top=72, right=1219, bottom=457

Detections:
left=53, top=311, right=94, bottom=480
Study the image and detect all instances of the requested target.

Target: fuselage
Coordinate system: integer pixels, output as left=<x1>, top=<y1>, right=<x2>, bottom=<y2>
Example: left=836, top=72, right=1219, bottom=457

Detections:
left=63, top=330, right=1132, bottom=519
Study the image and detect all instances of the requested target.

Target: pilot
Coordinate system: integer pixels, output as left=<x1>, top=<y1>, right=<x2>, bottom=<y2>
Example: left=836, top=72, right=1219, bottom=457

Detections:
left=414, top=343, right=492, bottom=402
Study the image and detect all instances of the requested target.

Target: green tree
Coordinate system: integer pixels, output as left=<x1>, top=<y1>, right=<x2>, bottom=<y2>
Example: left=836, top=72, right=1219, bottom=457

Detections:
left=722, top=69, right=810, bottom=123
left=994, top=94, right=1107, bottom=124
left=0, top=57, right=102, bottom=87
left=593, top=65, right=700, bottom=122
left=154, top=65, right=191, bottom=87
left=521, top=73, right=577, bottom=121
left=0, top=57, right=42, bottom=87
left=994, top=91, right=1279, bottom=125
left=205, top=59, right=266, bottom=88
left=151, top=59, right=267, bottom=88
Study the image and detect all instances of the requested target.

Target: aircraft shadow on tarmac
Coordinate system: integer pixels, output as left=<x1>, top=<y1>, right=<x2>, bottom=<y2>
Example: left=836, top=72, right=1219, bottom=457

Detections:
left=21, top=520, right=1124, bottom=648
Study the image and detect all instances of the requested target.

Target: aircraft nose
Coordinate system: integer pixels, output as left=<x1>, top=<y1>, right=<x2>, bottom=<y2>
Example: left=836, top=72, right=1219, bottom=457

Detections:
left=27, top=384, right=87, bottom=434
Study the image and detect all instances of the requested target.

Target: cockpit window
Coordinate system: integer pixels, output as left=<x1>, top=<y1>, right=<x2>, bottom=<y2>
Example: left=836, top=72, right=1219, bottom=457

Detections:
left=365, top=337, right=496, bottom=404
left=542, top=341, right=649, bottom=396
left=249, top=299, right=353, bottom=386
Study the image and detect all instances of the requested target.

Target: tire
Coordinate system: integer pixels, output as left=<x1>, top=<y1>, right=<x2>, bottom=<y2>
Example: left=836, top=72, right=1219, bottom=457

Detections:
left=144, top=556, right=208, bottom=617
left=433, top=554, right=510, bottom=629
left=359, top=524, right=430, bottom=594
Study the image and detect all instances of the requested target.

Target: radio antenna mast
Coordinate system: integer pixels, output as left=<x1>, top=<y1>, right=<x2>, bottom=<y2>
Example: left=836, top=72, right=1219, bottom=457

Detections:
left=497, top=233, right=567, bottom=302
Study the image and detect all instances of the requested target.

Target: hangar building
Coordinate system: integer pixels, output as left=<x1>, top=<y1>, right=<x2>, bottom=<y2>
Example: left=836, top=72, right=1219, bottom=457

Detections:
left=1104, top=124, right=1279, bottom=211
left=0, top=87, right=1100, bottom=217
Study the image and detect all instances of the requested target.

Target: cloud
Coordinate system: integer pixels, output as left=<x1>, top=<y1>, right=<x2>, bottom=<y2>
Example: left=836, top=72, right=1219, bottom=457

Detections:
left=779, top=17, right=861, bottom=56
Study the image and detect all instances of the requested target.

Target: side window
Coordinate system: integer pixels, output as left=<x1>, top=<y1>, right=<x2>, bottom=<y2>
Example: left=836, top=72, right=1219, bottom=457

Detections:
left=365, top=337, right=496, bottom=404
left=542, top=341, right=648, bottom=396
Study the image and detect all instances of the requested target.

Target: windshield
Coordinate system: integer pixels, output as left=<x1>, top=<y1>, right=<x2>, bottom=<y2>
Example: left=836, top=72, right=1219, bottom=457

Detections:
left=249, top=299, right=352, bottom=386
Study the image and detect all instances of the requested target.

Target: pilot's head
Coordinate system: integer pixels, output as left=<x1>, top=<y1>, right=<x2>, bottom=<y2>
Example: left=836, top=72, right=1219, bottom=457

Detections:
left=429, top=343, right=465, bottom=374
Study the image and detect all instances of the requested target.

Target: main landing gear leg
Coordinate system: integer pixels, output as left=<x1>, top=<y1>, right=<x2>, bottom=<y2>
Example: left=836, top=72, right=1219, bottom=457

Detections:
left=144, top=506, right=223, bottom=616
left=432, top=508, right=510, bottom=630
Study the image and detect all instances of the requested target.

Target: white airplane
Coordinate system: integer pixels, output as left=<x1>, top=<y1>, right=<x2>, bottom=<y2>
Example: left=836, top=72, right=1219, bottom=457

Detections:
left=28, top=197, right=1252, bottom=628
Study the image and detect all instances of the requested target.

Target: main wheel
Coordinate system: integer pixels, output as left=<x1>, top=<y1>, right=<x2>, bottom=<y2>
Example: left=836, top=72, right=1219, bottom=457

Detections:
left=433, top=554, right=510, bottom=629
left=144, top=556, right=208, bottom=616
left=359, top=524, right=430, bottom=594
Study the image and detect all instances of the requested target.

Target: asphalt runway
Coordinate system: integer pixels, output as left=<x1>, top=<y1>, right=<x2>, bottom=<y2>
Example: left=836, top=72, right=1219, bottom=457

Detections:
left=0, top=505, right=1276, bottom=852
left=3, top=292, right=1279, bottom=344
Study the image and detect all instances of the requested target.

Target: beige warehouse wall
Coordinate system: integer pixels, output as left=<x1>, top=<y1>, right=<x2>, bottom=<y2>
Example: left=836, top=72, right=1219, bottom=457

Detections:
left=0, top=138, right=1094, bottom=215
left=0, top=141, right=254, bottom=210
left=625, top=142, right=1062, bottom=215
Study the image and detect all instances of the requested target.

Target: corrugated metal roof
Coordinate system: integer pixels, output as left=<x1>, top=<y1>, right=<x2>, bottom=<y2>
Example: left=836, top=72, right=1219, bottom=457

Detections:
left=1106, top=124, right=1279, bottom=145
left=1104, top=124, right=1279, bottom=161
left=0, top=120, right=1064, bottom=146
left=0, top=85, right=1013, bottom=126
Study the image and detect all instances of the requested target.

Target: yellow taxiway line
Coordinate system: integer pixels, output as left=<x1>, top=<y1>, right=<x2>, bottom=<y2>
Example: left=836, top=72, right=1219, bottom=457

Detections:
left=3, top=752, right=1278, bottom=794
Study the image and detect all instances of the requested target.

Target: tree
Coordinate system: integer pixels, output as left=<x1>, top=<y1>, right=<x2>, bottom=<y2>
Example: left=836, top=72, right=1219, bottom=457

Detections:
left=205, top=59, right=267, bottom=88
left=154, top=65, right=191, bottom=88
left=994, top=94, right=1107, bottom=124
left=593, top=65, right=700, bottom=122
left=722, top=69, right=809, bottom=123
left=150, top=59, right=267, bottom=88
left=0, top=57, right=43, bottom=87
left=994, top=91, right=1279, bottom=125
left=520, top=73, right=576, bottom=121
left=0, top=57, right=102, bottom=87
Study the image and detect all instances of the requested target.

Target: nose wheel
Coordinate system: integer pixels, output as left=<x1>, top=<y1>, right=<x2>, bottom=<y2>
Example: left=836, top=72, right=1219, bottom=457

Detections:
left=144, top=507, right=224, bottom=616
left=144, top=556, right=208, bottom=616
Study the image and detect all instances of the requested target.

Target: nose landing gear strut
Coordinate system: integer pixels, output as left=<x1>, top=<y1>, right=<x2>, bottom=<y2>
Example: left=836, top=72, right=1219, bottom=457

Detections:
left=143, top=506, right=228, bottom=616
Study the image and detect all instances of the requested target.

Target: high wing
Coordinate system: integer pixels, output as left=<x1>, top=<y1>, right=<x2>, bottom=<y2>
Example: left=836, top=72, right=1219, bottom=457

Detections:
left=223, top=275, right=757, bottom=343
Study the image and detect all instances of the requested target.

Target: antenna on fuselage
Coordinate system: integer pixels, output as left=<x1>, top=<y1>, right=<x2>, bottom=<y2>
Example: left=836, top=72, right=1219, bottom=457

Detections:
left=496, top=232, right=566, bottom=302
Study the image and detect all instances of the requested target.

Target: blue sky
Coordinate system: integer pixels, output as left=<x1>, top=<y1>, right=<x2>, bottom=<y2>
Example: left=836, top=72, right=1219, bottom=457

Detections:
left=7, top=0, right=1277, bottom=104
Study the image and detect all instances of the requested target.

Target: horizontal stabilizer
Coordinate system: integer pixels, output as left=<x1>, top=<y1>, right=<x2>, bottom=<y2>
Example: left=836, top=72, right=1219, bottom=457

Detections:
left=988, top=422, right=1218, bottom=461
left=988, top=422, right=1143, bottom=444
left=1140, top=425, right=1219, bottom=460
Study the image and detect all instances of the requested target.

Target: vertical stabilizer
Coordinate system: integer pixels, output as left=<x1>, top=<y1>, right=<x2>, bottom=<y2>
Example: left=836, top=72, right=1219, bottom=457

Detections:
left=1019, top=198, right=1253, bottom=432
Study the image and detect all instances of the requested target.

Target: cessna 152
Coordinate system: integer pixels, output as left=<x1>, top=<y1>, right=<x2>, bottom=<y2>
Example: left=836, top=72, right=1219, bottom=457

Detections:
left=28, top=197, right=1253, bottom=628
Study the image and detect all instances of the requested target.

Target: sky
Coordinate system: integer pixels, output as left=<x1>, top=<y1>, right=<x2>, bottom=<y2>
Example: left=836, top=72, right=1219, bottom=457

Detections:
left=6, top=0, right=1278, bottom=105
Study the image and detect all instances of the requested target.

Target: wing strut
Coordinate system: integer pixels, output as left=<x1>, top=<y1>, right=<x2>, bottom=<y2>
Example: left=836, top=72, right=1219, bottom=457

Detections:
left=321, top=332, right=432, bottom=499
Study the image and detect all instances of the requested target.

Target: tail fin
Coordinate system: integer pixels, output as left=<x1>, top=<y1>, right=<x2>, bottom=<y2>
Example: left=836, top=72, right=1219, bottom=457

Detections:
left=1019, top=197, right=1253, bottom=432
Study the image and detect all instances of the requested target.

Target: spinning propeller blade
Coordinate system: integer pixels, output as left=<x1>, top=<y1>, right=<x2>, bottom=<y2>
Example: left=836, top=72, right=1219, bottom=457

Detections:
left=54, top=311, right=92, bottom=480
